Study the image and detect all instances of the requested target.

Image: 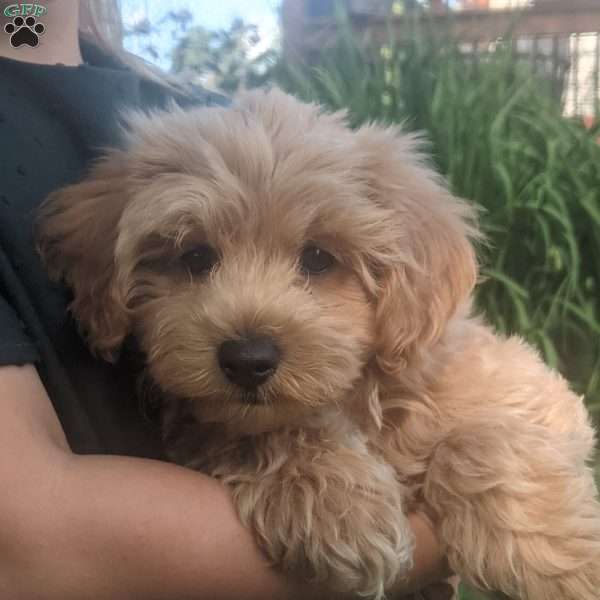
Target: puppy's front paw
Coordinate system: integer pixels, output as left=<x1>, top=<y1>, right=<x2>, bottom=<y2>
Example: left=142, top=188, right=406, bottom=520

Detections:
left=227, top=433, right=414, bottom=599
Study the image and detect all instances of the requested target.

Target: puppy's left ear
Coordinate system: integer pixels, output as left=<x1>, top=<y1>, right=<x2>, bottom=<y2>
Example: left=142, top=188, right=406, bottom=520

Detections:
left=357, top=126, right=479, bottom=375
left=36, top=153, right=131, bottom=361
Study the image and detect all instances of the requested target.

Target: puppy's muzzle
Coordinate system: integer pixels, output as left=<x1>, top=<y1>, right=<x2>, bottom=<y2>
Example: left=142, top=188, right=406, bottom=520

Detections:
left=218, top=337, right=281, bottom=391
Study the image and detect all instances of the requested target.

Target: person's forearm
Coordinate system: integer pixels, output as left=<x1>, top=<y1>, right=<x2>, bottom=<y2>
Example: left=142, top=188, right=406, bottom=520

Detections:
left=5, top=454, right=448, bottom=600
left=4, top=456, right=442, bottom=600
left=5, top=453, right=303, bottom=600
left=0, top=366, right=299, bottom=600
left=0, top=365, right=448, bottom=599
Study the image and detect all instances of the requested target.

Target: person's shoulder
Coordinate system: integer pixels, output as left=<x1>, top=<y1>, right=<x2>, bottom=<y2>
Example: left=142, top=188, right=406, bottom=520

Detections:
left=172, top=84, right=230, bottom=110
left=137, top=76, right=231, bottom=114
left=80, top=37, right=231, bottom=112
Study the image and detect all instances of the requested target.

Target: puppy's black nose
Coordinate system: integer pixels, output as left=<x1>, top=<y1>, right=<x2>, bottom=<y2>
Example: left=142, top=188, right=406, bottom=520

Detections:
left=218, top=337, right=280, bottom=389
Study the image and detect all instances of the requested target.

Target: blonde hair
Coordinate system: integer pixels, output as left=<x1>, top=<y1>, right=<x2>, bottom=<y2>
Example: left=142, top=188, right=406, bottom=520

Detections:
left=78, top=0, right=185, bottom=91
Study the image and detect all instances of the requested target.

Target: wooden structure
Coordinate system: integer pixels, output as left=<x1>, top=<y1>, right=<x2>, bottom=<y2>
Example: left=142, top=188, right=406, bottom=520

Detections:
left=281, top=0, right=600, bottom=115
left=283, top=0, right=600, bottom=54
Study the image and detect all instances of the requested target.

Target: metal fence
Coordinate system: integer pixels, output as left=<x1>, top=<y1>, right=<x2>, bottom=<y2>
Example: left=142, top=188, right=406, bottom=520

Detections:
left=461, top=32, right=600, bottom=116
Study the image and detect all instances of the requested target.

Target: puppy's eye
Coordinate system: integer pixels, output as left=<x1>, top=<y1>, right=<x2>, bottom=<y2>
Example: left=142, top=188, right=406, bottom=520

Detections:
left=180, top=244, right=219, bottom=276
left=300, top=245, right=336, bottom=275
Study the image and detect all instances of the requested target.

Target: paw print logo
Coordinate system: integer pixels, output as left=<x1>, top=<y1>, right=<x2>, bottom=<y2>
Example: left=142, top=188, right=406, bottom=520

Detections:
left=4, top=16, right=45, bottom=48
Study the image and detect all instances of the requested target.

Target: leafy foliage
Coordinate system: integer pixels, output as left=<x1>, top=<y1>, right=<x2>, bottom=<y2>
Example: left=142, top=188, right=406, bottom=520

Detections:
left=171, top=18, right=277, bottom=93
left=125, top=11, right=277, bottom=93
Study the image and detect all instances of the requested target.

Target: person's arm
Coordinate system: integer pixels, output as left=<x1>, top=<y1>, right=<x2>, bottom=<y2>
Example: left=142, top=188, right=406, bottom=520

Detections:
left=0, top=364, right=448, bottom=600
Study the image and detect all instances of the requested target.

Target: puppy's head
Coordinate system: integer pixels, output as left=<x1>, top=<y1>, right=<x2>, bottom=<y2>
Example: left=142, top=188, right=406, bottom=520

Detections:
left=37, top=89, right=478, bottom=433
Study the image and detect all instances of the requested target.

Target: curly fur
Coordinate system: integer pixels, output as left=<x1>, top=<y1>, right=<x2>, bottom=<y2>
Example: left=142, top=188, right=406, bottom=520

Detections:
left=37, top=89, right=600, bottom=600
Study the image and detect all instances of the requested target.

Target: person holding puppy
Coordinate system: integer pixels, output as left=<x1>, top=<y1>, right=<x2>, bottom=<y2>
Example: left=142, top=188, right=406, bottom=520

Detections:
left=0, top=1, right=452, bottom=598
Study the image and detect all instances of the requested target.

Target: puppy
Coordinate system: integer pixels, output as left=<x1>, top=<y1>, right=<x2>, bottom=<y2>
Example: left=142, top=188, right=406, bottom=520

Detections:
left=37, top=89, right=600, bottom=600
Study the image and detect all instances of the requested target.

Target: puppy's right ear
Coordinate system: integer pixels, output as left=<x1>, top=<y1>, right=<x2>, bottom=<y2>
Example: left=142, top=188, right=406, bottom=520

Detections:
left=36, top=153, right=131, bottom=361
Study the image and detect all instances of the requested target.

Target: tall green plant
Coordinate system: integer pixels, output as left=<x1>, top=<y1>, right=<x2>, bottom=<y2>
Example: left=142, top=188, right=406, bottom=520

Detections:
left=274, top=16, right=600, bottom=416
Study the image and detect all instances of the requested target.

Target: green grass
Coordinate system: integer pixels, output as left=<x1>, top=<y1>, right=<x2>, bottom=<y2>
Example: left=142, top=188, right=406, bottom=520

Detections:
left=459, top=586, right=497, bottom=599
left=273, top=14, right=600, bottom=419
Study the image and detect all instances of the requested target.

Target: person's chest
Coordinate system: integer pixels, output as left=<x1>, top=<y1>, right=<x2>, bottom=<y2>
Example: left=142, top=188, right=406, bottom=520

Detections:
left=0, top=64, right=166, bottom=457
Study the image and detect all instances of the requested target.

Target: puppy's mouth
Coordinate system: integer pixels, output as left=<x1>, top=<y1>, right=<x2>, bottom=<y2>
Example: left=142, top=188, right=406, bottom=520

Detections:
left=239, top=389, right=263, bottom=406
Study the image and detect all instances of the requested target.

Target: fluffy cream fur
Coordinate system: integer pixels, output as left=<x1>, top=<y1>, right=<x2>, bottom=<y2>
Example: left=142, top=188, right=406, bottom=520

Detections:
left=37, top=89, right=600, bottom=600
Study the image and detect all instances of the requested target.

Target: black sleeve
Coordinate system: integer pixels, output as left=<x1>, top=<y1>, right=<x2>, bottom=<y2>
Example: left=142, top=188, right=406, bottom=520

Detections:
left=0, top=292, right=39, bottom=366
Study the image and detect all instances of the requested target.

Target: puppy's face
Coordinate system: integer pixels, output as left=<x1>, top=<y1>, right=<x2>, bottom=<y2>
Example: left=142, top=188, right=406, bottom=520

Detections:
left=38, top=90, right=478, bottom=433
left=124, top=170, right=381, bottom=433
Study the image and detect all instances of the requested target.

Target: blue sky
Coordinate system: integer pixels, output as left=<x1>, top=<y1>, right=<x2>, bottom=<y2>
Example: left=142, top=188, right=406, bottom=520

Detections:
left=121, top=0, right=281, bottom=69
left=121, top=0, right=280, bottom=31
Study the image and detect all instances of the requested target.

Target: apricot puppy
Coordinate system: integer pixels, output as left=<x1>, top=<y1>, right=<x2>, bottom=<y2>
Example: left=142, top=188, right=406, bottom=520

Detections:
left=38, top=89, right=600, bottom=599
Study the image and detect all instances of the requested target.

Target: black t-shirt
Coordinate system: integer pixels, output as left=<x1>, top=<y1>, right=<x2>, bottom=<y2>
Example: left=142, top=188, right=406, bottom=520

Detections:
left=0, top=41, right=226, bottom=456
